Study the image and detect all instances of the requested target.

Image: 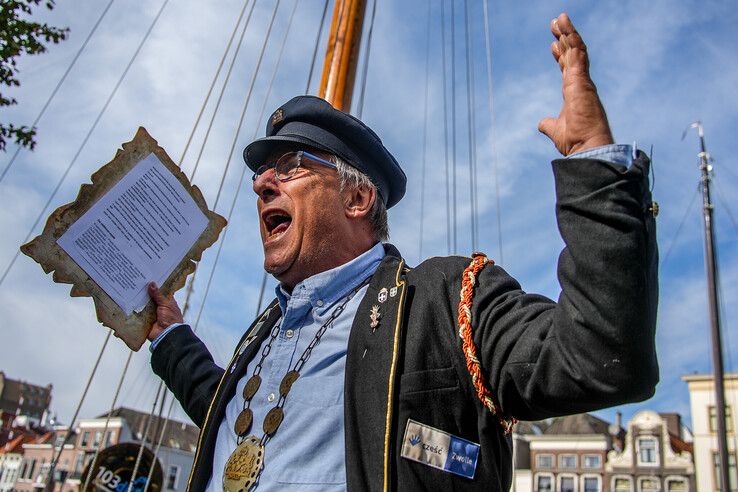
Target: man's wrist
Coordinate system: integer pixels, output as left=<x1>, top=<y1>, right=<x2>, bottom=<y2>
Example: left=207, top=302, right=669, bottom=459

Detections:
left=149, top=323, right=187, bottom=353
left=567, top=143, right=635, bottom=167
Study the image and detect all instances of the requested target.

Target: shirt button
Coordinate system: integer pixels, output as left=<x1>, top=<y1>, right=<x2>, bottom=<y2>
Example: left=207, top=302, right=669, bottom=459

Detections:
left=285, top=329, right=294, bottom=339
left=267, top=393, right=275, bottom=402
left=316, top=299, right=324, bottom=307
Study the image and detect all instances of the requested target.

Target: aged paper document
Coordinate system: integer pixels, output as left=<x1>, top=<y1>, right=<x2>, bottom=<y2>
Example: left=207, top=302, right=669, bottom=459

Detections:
left=57, top=153, right=209, bottom=315
left=21, top=128, right=227, bottom=350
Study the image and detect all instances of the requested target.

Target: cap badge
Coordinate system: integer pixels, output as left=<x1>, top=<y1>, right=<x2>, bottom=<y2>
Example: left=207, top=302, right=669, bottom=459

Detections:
left=271, top=108, right=284, bottom=126
left=378, top=288, right=388, bottom=303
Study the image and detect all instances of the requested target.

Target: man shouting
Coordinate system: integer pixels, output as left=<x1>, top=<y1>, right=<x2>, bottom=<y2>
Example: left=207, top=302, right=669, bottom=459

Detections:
left=148, top=13, right=658, bottom=491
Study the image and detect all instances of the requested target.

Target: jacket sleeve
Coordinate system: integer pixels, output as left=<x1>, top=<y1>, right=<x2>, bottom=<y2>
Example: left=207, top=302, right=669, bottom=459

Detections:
left=150, top=325, right=225, bottom=427
left=472, top=153, right=658, bottom=420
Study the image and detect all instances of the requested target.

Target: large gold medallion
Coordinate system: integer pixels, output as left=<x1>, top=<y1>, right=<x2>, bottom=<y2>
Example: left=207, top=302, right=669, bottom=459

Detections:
left=223, top=435, right=264, bottom=492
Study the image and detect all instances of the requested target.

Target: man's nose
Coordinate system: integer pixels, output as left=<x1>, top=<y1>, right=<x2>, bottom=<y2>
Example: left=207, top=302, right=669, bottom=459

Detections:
left=252, top=168, right=280, bottom=201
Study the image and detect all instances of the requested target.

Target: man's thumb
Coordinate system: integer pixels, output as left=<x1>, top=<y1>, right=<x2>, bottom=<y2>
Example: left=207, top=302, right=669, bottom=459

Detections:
left=538, top=117, right=556, bottom=140
left=148, top=282, right=165, bottom=304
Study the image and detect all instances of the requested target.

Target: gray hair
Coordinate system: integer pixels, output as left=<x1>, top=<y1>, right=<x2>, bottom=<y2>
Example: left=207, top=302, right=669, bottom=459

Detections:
left=334, top=157, right=389, bottom=242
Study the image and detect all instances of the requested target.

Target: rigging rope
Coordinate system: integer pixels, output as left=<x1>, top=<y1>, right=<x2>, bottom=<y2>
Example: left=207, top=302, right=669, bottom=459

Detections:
left=0, top=0, right=171, bottom=288
left=45, top=330, right=112, bottom=489
left=0, top=0, right=115, bottom=186
left=185, top=0, right=258, bottom=183
left=418, top=0, right=432, bottom=263
left=482, top=0, right=504, bottom=263
left=661, top=186, right=699, bottom=267
left=192, top=0, right=287, bottom=333
left=80, top=350, right=133, bottom=491
left=450, top=0, right=458, bottom=253
left=463, top=0, right=478, bottom=251
left=304, top=0, right=331, bottom=95
left=356, top=0, right=378, bottom=119
left=127, top=380, right=164, bottom=492
left=178, top=0, right=254, bottom=173
left=440, top=0, right=451, bottom=255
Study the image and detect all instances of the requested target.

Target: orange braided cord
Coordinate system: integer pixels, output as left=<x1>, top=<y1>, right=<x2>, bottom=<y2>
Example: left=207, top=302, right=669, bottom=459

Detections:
left=458, top=253, right=517, bottom=434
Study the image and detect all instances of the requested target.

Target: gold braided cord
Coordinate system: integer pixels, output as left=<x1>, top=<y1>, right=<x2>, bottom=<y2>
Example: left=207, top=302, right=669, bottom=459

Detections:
left=458, top=253, right=517, bottom=434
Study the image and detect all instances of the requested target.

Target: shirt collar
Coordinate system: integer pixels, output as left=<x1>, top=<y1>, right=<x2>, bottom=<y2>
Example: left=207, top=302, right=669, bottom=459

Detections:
left=275, top=242, right=386, bottom=315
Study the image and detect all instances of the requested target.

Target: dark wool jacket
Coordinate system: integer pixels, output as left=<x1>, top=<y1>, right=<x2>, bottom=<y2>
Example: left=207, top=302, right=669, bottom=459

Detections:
left=151, top=154, right=659, bottom=491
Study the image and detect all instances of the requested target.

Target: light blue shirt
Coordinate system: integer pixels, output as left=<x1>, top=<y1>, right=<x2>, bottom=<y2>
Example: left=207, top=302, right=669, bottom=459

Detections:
left=205, top=241, right=385, bottom=491
left=150, top=143, right=633, bottom=489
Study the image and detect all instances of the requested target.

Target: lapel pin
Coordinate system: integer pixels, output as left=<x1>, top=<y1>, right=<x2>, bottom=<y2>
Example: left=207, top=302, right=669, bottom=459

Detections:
left=378, top=288, right=388, bottom=303
left=390, top=286, right=398, bottom=298
left=370, top=305, right=381, bottom=330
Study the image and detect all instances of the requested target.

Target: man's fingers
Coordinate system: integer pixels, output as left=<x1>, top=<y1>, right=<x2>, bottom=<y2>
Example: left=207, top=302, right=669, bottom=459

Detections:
left=555, top=13, right=575, bottom=36
left=538, top=117, right=557, bottom=139
left=551, top=41, right=561, bottom=61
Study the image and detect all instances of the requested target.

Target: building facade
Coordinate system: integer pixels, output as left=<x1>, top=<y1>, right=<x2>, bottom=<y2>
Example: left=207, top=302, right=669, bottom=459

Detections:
left=528, top=413, right=612, bottom=492
left=683, top=373, right=738, bottom=492
left=606, top=410, right=694, bottom=492
left=13, top=407, right=197, bottom=492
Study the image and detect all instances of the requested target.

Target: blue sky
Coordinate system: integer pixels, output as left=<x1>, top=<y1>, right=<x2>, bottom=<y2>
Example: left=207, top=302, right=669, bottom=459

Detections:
left=1, top=0, right=737, bottom=435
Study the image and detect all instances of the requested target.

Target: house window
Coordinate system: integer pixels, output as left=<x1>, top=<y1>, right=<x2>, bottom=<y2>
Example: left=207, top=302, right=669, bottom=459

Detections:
left=638, top=437, right=658, bottom=465
left=93, top=431, right=103, bottom=448
left=80, top=431, right=90, bottom=448
left=537, top=454, right=554, bottom=469
left=537, top=474, right=553, bottom=492
left=560, top=454, right=577, bottom=469
left=583, top=476, right=600, bottom=492
left=27, top=458, right=37, bottom=480
left=583, top=454, right=602, bottom=469
left=166, top=465, right=180, bottom=490
left=639, top=477, right=660, bottom=492
left=560, top=475, right=576, bottom=492
left=709, top=406, right=734, bottom=433
left=614, top=477, right=633, bottom=492
left=105, top=430, right=114, bottom=447
left=713, top=452, right=738, bottom=491
left=666, top=478, right=688, bottom=492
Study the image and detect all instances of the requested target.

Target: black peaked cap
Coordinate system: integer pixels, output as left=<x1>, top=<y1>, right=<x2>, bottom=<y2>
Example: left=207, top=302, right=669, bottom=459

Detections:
left=243, top=95, right=406, bottom=208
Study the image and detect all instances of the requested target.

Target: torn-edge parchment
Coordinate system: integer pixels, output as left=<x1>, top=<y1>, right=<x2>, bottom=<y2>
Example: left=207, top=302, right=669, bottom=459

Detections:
left=20, top=127, right=227, bottom=351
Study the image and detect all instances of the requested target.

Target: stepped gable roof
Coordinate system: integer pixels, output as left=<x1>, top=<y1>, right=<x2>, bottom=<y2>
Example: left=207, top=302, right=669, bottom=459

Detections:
left=95, top=407, right=199, bottom=452
left=544, top=413, right=610, bottom=435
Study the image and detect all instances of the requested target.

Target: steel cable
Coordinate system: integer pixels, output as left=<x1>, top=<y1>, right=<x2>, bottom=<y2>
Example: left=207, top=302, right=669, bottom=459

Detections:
left=418, top=0, right=432, bottom=263
left=184, top=0, right=258, bottom=183
left=80, top=350, right=133, bottom=491
left=192, top=0, right=292, bottom=330
left=463, top=0, right=477, bottom=251
left=0, top=0, right=171, bottom=287
left=356, top=0, right=378, bottom=119
left=305, top=0, right=331, bottom=95
left=482, top=0, right=504, bottom=263
left=45, top=329, right=112, bottom=489
left=0, top=0, right=116, bottom=185
left=440, top=0, right=451, bottom=255
left=179, top=0, right=254, bottom=174
left=450, top=0, right=457, bottom=253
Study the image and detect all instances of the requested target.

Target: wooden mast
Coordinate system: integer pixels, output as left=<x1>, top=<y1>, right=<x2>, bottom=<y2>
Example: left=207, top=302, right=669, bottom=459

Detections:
left=318, top=0, right=367, bottom=111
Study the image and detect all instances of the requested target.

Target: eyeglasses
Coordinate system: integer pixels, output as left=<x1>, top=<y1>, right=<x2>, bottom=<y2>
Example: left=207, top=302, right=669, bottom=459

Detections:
left=252, top=151, right=337, bottom=182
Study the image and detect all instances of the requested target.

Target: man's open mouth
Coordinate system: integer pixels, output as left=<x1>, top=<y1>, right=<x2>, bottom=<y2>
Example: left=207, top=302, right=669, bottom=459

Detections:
left=263, top=210, right=292, bottom=238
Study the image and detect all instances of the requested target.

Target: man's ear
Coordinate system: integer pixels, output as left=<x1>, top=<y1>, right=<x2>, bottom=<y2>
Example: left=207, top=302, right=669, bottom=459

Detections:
left=344, top=184, right=375, bottom=220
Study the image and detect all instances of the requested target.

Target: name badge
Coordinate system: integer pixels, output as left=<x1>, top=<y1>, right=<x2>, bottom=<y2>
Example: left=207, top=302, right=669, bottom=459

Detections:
left=400, top=419, right=480, bottom=479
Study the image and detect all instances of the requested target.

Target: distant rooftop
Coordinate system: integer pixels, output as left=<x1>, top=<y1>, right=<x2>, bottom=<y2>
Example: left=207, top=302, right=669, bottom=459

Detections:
left=94, top=407, right=199, bottom=452
left=544, top=413, right=611, bottom=435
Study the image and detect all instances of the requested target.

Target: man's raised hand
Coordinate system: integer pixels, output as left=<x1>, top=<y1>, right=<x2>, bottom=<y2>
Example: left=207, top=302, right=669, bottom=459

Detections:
left=538, top=13, right=614, bottom=156
left=147, top=282, right=184, bottom=341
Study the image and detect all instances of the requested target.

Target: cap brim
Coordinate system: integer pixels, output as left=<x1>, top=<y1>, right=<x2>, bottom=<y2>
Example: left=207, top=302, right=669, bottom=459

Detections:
left=243, top=135, right=334, bottom=172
